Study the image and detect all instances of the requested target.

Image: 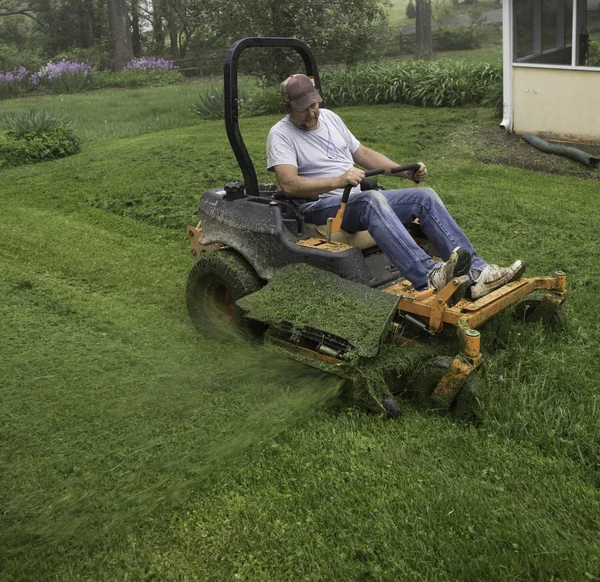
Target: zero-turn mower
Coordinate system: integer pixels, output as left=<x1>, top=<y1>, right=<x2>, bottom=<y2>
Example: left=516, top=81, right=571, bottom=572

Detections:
left=185, top=37, right=567, bottom=419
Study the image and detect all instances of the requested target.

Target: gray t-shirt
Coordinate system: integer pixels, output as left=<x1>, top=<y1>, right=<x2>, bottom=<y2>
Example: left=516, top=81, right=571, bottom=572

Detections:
left=266, top=108, right=361, bottom=208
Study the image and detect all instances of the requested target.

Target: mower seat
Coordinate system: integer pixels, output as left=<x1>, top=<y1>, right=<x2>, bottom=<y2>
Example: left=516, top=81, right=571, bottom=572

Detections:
left=305, top=223, right=377, bottom=250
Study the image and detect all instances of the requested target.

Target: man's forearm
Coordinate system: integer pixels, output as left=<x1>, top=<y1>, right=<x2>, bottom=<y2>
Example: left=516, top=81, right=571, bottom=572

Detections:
left=278, top=175, right=342, bottom=199
left=353, top=146, right=399, bottom=175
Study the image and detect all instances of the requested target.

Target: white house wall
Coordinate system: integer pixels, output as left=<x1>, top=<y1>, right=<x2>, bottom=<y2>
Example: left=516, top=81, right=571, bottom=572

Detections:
left=513, top=66, right=600, bottom=140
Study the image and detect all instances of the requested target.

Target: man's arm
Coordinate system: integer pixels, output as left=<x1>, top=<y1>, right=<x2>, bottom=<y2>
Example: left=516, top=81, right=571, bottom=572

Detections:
left=352, top=145, right=427, bottom=181
left=273, top=164, right=366, bottom=199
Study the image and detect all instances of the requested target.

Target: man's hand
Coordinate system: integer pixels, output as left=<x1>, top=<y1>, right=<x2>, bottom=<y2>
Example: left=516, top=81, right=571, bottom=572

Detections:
left=393, top=162, right=427, bottom=182
left=337, top=166, right=365, bottom=189
left=413, top=162, right=427, bottom=182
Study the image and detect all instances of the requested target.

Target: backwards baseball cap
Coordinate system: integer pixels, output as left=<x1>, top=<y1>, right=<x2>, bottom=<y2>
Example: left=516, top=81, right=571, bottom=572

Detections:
left=281, top=74, right=323, bottom=112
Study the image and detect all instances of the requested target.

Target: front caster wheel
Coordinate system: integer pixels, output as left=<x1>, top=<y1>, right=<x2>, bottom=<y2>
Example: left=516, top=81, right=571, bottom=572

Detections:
left=382, top=396, right=402, bottom=419
left=410, top=356, right=482, bottom=422
left=513, top=295, right=566, bottom=332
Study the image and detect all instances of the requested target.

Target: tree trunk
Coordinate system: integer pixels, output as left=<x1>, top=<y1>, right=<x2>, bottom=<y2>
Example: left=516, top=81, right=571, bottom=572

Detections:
left=169, top=26, right=179, bottom=59
left=415, top=0, right=433, bottom=59
left=152, top=1, right=165, bottom=54
left=130, top=0, right=141, bottom=57
left=108, top=0, right=134, bottom=70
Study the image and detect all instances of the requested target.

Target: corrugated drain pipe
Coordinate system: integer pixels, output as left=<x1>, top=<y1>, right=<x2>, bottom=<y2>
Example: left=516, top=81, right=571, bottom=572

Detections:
left=523, top=133, right=600, bottom=167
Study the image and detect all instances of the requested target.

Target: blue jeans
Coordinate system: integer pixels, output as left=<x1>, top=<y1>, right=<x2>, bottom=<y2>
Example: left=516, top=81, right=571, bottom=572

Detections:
left=303, top=187, right=486, bottom=290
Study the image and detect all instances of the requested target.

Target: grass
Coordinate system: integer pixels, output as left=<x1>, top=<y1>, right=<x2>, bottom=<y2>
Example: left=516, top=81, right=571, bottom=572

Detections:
left=1, top=82, right=600, bottom=580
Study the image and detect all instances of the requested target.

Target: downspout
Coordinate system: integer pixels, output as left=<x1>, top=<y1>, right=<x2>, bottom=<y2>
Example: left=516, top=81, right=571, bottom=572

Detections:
left=500, top=0, right=514, bottom=132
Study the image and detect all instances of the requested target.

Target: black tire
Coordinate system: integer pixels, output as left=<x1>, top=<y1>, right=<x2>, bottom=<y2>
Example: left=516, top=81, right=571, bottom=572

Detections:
left=186, top=249, right=263, bottom=336
left=382, top=396, right=402, bottom=419
left=410, top=356, right=482, bottom=421
left=512, top=295, right=566, bottom=332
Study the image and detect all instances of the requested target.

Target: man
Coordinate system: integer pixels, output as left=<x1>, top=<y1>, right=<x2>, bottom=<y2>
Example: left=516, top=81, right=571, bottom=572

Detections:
left=266, top=74, right=525, bottom=298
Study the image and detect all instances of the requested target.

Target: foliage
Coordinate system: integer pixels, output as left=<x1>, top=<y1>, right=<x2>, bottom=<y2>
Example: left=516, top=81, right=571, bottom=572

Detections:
left=199, top=0, right=391, bottom=82
left=588, top=40, right=600, bottom=67
left=481, top=78, right=504, bottom=117
left=31, top=59, right=95, bottom=93
left=92, top=66, right=182, bottom=89
left=0, top=66, right=31, bottom=99
left=406, top=0, right=416, bottom=18
left=432, top=0, right=456, bottom=28
left=0, top=41, right=46, bottom=74
left=322, top=60, right=501, bottom=107
left=193, top=84, right=281, bottom=120
left=125, top=57, right=179, bottom=70
left=434, top=26, right=478, bottom=51
left=0, top=109, right=79, bottom=167
left=193, top=84, right=228, bottom=120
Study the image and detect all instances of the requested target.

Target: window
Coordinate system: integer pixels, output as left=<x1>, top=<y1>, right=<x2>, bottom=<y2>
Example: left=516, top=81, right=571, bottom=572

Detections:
left=582, top=0, right=600, bottom=66
left=514, top=0, right=599, bottom=68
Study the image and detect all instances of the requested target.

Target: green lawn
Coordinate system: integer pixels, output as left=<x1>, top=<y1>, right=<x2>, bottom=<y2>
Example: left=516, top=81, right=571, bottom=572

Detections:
left=1, top=85, right=599, bottom=580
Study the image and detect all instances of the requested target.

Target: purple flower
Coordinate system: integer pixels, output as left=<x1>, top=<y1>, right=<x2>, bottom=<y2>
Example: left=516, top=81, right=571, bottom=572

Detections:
left=37, top=59, right=95, bottom=80
left=125, top=57, right=178, bottom=71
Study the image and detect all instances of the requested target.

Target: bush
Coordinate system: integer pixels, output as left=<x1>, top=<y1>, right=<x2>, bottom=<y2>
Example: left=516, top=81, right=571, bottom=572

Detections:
left=193, top=84, right=282, bottom=120
left=434, top=27, right=478, bottom=51
left=0, top=67, right=31, bottom=99
left=31, top=59, right=95, bottom=93
left=193, top=85, right=225, bottom=120
left=406, top=0, right=416, bottom=19
left=92, top=67, right=182, bottom=90
left=322, top=60, right=502, bottom=107
left=0, top=110, right=79, bottom=168
left=0, top=43, right=46, bottom=76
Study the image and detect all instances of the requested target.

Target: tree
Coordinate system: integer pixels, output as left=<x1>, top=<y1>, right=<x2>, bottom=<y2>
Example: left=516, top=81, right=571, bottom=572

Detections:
left=196, top=0, right=389, bottom=82
left=108, top=0, right=133, bottom=69
left=415, top=0, right=433, bottom=59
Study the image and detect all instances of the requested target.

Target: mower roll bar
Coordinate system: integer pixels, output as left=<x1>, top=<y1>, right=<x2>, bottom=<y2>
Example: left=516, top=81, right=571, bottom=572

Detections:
left=224, top=37, right=323, bottom=198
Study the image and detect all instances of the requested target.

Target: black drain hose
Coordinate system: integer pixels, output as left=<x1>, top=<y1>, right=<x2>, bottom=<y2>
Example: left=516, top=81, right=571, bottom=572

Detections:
left=523, top=133, right=599, bottom=167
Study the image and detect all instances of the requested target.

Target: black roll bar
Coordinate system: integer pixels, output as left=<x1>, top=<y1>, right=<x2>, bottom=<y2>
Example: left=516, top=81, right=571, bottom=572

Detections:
left=224, top=37, right=322, bottom=198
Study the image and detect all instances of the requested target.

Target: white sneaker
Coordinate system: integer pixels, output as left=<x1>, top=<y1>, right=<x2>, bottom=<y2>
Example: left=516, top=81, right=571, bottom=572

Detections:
left=470, top=261, right=526, bottom=299
left=427, top=247, right=472, bottom=291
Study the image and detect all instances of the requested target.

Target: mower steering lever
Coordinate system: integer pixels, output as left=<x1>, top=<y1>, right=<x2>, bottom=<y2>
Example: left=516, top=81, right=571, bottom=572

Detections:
left=341, top=163, right=423, bottom=205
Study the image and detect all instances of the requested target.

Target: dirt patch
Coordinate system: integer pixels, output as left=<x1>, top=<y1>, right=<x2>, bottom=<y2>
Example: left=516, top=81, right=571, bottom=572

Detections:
left=474, top=127, right=600, bottom=180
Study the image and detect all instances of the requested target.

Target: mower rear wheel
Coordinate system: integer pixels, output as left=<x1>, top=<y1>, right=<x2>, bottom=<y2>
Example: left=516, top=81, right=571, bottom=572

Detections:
left=411, top=356, right=482, bottom=422
left=186, top=249, right=263, bottom=336
left=513, top=295, right=566, bottom=332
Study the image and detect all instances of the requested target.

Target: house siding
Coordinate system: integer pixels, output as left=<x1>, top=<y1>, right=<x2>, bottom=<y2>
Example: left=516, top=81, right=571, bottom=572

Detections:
left=513, top=67, right=600, bottom=141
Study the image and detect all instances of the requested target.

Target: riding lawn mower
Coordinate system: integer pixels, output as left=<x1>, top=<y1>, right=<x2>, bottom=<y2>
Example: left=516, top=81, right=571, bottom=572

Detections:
left=185, top=37, right=567, bottom=419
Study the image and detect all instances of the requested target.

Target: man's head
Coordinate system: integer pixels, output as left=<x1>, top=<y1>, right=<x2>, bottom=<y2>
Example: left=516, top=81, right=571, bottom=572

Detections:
left=281, top=74, right=323, bottom=130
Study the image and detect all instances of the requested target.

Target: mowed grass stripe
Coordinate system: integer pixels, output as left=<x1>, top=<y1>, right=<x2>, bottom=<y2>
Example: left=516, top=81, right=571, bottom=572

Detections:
left=1, top=101, right=599, bottom=579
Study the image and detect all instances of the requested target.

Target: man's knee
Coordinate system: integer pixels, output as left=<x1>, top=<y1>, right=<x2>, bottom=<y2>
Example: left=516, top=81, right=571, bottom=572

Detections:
left=415, top=187, right=442, bottom=206
left=359, top=189, right=389, bottom=208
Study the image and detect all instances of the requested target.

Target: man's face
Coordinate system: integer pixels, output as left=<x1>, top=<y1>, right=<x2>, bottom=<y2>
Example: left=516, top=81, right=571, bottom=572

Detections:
left=289, top=102, right=320, bottom=130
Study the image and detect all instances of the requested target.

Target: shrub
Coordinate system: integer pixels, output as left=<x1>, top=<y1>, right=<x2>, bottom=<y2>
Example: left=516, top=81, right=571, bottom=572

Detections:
left=194, top=84, right=282, bottom=120
left=92, top=59, right=182, bottom=90
left=242, top=87, right=282, bottom=117
left=194, top=85, right=228, bottom=120
left=321, top=60, right=502, bottom=107
left=434, top=27, right=479, bottom=51
left=0, top=66, right=32, bottom=99
left=0, top=43, right=46, bottom=76
left=0, top=110, right=79, bottom=168
left=31, top=59, right=95, bottom=93
left=125, top=57, right=178, bottom=71
left=406, top=0, right=416, bottom=19
left=481, top=79, right=504, bottom=117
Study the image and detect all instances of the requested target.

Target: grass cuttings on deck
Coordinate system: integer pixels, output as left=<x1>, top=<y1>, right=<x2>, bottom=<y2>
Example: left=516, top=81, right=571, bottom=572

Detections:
left=237, top=264, right=400, bottom=357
